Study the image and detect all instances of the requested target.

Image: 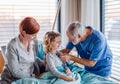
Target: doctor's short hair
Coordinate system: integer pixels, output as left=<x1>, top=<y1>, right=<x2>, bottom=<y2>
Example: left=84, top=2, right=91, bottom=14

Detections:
left=67, top=21, right=84, bottom=37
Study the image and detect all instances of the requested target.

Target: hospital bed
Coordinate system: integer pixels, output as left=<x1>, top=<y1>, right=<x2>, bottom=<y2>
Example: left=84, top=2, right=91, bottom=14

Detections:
left=0, top=45, right=118, bottom=84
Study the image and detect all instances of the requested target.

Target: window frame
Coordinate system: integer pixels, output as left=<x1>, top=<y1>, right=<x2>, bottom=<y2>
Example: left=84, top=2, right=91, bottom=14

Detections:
left=100, top=0, right=120, bottom=83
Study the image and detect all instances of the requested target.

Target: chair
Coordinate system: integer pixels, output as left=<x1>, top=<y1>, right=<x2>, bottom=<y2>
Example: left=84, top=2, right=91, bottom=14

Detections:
left=1, top=46, right=7, bottom=64
left=0, top=46, right=6, bottom=74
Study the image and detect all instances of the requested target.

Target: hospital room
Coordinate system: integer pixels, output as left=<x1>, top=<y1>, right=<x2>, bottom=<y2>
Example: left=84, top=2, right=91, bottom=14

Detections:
left=0, top=0, right=120, bottom=84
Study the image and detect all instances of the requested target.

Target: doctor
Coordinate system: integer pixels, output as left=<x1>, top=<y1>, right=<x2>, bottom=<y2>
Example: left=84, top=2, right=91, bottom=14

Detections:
left=60, top=22, right=112, bottom=77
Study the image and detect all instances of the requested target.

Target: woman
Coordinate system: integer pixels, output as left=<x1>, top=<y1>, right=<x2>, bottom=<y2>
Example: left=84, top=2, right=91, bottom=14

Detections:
left=2, top=17, right=45, bottom=83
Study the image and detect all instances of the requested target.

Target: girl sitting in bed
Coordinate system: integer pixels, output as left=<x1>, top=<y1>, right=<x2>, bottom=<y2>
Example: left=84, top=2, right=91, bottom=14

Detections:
left=44, top=31, right=75, bottom=81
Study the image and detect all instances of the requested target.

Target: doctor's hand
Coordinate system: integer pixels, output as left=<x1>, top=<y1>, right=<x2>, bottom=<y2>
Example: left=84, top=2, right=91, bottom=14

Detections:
left=60, top=54, right=71, bottom=62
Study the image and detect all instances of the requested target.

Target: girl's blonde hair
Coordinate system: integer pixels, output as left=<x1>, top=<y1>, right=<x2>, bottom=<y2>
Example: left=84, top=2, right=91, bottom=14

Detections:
left=44, top=31, right=60, bottom=53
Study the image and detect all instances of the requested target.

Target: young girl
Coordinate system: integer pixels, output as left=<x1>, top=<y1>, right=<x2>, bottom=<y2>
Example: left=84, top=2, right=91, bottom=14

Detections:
left=44, top=31, right=74, bottom=81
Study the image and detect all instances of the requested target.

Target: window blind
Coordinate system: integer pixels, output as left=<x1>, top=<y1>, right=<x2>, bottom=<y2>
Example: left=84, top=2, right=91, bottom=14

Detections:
left=0, top=0, right=57, bottom=46
left=104, top=0, right=120, bottom=83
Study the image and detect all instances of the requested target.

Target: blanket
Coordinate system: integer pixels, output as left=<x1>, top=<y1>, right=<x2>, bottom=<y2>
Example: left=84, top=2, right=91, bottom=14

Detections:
left=69, top=65, right=117, bottom=84
left=11, top=65, right=117, bottom=84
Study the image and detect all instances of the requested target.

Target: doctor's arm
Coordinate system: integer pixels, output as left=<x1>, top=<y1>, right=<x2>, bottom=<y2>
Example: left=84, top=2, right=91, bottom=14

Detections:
left=61, top=55, right=96, bottom=67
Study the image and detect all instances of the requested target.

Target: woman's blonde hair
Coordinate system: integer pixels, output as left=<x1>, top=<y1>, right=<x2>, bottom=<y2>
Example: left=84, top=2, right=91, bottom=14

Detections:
left=44, top=31, right=60, bottom=53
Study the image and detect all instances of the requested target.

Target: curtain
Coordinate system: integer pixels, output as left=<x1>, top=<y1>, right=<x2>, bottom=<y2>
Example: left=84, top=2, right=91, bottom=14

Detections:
left=61, top=0, right=81, bottom=47
left=81, top=0, right=100, bottom=30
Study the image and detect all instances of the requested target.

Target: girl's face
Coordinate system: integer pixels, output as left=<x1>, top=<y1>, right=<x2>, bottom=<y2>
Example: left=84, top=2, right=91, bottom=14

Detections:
left=52, top=36, right=61, bottom=50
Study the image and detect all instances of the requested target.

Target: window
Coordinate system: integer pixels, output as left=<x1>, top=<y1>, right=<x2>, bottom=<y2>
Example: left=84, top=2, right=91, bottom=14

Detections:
left=0, top=0, right=57, bottom=46
left=103, top=0, right=120, bottom=82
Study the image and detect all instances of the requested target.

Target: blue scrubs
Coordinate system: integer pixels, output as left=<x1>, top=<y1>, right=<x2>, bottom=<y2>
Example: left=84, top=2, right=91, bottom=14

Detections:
left=66, top=29, right=112, bottom=77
